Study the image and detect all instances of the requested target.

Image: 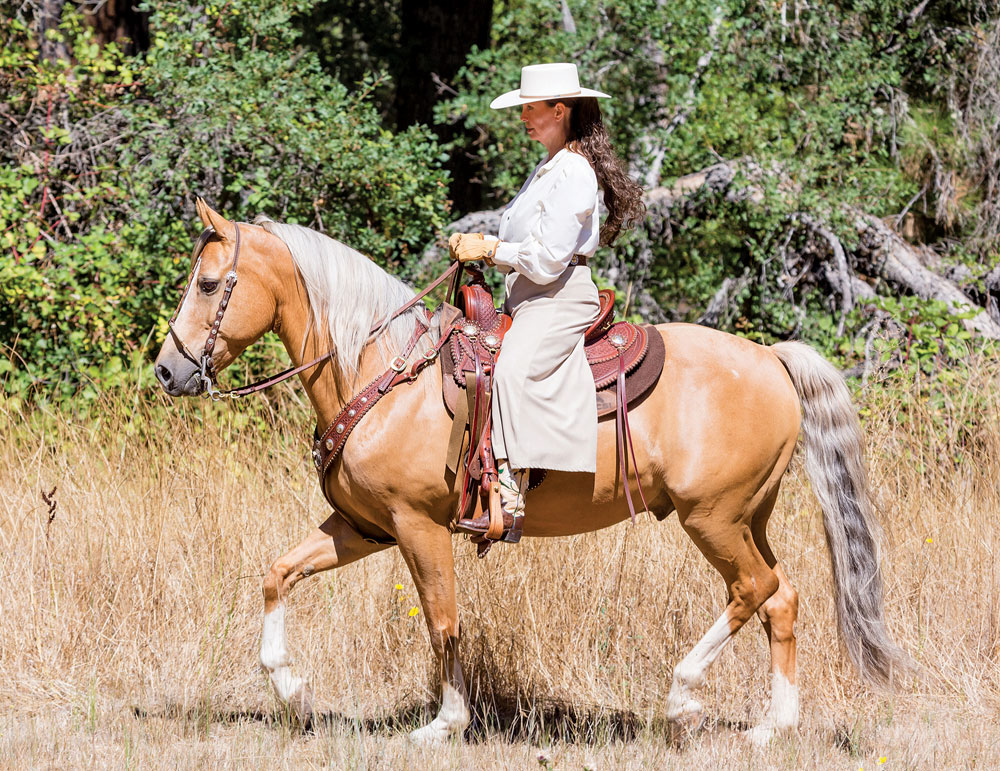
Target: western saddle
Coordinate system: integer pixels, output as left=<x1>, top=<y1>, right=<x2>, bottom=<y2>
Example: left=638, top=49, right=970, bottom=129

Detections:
left=310, top=266, right=665, bottom=557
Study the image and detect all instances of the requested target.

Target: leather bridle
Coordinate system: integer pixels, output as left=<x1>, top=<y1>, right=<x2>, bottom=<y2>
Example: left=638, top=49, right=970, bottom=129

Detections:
left=167, top=224, right=243, bottom=399
left=167, top=223, right=461, bottom=400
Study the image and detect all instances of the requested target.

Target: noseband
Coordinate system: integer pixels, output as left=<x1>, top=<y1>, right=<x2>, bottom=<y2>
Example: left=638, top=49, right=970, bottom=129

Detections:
left=167, top=223, right=242, bottom=399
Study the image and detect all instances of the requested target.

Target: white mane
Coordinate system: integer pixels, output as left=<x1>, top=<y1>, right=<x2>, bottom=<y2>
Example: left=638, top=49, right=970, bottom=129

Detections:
left=255, top=216, right=433, bottom=384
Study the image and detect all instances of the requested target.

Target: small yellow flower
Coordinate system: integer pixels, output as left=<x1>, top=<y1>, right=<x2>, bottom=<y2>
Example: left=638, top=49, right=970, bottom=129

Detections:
left=408, top=606, right=420, bottom=617
left=394, top=583, right=403, bottom=590
left=925, top=537, right=933, bottom=544
left=878, top=758, right=887, bottom=765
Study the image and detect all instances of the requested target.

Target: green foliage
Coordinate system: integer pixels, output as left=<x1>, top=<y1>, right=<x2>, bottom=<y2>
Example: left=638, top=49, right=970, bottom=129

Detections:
left=437, top=0, right=996, bottom=360
left=2, top=0, right=996, bottom=406
left=437, top=0, right=717, bottom=203
left=848, top=295, right=977, bottom=372
left=1, top=1, right=450, bottom=402
left=440, top=0, right=916, bottom=206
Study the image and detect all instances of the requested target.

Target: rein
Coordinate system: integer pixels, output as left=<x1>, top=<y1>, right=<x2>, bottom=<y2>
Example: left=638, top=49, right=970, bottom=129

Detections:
left=168, top=224, right=460, bottom=400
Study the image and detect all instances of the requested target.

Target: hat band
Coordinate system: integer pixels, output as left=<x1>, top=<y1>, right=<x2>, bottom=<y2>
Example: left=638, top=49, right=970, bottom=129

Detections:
left=518, top=88, right=583, bottom=99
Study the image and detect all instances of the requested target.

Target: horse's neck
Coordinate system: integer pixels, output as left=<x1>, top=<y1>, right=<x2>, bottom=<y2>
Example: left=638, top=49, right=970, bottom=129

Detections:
left=272, top=277, right=396, bottom=429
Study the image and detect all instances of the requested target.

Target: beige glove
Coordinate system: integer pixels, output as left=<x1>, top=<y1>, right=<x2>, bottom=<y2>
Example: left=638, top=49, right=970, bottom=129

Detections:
left=449, top=232, right=500, bottom=265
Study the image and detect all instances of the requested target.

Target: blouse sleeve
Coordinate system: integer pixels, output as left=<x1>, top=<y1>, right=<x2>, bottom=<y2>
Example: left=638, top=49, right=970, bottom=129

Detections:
left=490, top=156, right=598, bottom=285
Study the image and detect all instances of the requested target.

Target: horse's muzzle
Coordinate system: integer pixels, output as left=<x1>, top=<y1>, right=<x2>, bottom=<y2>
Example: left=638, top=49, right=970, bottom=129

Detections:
left=154, top=355, right=203, bottom=397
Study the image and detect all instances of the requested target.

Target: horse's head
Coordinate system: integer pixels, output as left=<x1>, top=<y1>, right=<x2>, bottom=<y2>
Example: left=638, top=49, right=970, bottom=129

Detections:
left=155, top=199, right=278, bottom=396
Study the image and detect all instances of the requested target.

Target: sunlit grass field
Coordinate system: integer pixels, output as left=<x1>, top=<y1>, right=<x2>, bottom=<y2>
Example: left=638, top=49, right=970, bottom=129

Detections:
left=2, top=358, right=998, bottom=769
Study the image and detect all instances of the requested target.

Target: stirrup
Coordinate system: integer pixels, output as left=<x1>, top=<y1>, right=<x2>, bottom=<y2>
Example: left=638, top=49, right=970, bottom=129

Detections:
left=455, top=483, right=524, bottom=544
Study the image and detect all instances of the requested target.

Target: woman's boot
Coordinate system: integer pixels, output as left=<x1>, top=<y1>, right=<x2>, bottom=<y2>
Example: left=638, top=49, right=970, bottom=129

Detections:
left=455, top=460, right=527, bottom=540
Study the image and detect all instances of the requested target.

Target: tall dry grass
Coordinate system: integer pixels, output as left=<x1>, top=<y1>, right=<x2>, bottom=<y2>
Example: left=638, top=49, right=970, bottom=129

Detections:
left=1, top=358, right=999, bottom=769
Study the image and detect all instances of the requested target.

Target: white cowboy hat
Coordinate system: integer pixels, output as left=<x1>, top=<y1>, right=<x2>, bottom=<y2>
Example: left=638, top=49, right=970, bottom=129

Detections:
left=489, top=62, right=611, bottom=110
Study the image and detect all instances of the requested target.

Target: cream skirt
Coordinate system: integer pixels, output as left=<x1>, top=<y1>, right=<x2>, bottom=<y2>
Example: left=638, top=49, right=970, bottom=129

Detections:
left=490, top=265, right=600, bottom=472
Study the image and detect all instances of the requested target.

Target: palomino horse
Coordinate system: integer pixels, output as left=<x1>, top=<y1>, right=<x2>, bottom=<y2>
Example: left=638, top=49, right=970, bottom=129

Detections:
left=154, top=201, right=903, bottom=744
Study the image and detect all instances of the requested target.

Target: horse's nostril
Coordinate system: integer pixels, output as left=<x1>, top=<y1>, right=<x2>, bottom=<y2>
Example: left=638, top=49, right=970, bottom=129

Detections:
left=155, top=363, right=173, bottom=389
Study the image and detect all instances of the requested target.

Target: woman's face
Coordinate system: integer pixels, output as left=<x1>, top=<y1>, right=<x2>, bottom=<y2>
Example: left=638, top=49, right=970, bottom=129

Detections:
left=520, top=101, right=569, bottom=152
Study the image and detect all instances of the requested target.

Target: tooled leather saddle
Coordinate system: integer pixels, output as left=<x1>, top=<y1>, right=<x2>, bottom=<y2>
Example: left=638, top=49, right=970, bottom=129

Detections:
left=442, top=268, right=665, bottom=553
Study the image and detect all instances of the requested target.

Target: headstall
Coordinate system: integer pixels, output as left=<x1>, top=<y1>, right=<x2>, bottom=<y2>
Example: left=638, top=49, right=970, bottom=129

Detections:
left=168, top=224, right=242, bottom=399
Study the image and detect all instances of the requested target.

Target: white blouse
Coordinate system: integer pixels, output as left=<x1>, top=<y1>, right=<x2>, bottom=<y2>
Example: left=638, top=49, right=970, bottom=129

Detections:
left=488, top=148, right=600, bottom=285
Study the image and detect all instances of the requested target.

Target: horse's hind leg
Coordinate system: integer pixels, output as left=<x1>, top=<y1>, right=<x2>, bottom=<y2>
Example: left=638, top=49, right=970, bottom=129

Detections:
left=748, top=486, right=800, bottom=743
left=666, top=497, right=779, bottom=736
left=260, top=513, right=389, bottom=723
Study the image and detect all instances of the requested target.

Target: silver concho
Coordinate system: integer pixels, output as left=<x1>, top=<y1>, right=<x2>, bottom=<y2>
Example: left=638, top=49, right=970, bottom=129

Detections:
left=462, top=323, right=478, bottom=338
left=348, top=409, right=356, bottom=418
left=360, top=396, right=368, bottom=404
left=312, top=449, right=322, bottom=468
left=610, top=333, right=626, bottom=347
left=483, top=333, right=500, bottom=349
left=335, top=423, right=346, bottom=433
left=324, top=438, right=335, bottom=451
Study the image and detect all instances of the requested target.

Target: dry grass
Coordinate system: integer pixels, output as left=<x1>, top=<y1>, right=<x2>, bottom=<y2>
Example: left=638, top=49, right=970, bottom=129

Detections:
left=2, top=359, right=999, bottom=770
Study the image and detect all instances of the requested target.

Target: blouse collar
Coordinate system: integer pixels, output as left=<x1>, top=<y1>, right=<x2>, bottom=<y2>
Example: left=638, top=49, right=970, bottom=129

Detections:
left=536, top=147, right=569, bottom=177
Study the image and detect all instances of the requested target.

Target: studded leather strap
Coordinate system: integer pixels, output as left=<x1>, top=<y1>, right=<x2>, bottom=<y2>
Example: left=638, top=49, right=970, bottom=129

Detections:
left=201, top=224, right=241, bottom=378
left=312, top=310, right=458, bottom=506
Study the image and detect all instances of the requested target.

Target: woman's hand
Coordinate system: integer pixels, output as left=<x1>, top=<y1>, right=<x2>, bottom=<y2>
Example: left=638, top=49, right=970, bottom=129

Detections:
left=448, top=232, right=499, bottom=265
left=447, top=232, right=465, bottom=260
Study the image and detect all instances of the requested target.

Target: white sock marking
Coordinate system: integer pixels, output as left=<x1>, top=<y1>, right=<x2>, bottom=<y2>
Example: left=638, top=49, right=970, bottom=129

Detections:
left=260, top=604, right=310, bottom=707
left=408, top=660, right=470, bottom=744
left=667, top=611, right=733, bottom=720
left=765, top=670, right=799, bottom=729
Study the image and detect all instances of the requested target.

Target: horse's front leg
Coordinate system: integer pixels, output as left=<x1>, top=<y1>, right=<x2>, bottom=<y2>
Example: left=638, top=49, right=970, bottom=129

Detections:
left=395, top=515, right=469, bottom=744
left=260, top=512, right=389, bottom=723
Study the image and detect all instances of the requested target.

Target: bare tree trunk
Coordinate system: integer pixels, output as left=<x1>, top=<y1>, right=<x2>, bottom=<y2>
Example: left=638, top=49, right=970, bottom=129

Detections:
left=85, top=0, right=150, bottom=54
left=393, top=0, right=493, bottom=213
left=38, top=0, right=70, bottom=62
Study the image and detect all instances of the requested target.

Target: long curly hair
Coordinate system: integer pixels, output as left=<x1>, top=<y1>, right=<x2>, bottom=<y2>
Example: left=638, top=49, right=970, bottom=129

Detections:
left=548, top=97, right=646, bottom=246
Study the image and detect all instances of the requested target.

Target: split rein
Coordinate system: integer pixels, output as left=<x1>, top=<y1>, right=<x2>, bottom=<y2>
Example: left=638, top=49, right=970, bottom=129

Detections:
left=168, top=223, right=461, bottom=401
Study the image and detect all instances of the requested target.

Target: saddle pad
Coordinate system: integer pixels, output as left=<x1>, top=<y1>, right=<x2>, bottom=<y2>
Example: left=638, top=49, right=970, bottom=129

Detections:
left=441, top=323, right=666, bottom=420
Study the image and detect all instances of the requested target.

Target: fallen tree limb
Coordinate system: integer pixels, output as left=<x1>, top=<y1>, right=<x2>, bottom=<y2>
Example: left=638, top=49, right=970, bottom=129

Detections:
left=851, top=213, right=1000, bottom=338
left=645, top=158, right=1000, bottom=339
left=792, top=212, right=856, bottom=335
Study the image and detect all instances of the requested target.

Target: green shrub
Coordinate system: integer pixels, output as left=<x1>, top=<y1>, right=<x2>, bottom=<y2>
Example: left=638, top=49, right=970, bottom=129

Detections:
left=1, top=1, right=450, bottom=403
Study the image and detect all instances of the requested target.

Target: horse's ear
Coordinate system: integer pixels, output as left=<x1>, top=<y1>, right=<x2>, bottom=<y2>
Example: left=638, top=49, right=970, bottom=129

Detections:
left=195, top=197, right=236, bottom=241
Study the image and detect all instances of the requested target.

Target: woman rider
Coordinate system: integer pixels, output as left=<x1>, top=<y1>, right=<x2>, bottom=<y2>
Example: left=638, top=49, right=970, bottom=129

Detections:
left=450, top=62, right=645, bottom=533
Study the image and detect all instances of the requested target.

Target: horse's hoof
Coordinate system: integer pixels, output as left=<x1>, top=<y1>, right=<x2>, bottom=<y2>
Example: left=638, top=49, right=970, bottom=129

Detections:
left=666, top=699, right=704, bottom=743
left=407, top=720, right=461, bottom=746
left=288, top=684, right=315, bottom=724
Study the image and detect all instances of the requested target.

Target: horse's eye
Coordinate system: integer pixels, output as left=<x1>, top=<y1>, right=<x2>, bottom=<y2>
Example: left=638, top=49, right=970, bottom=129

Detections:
left=199, top=279, right=220, bottom=294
